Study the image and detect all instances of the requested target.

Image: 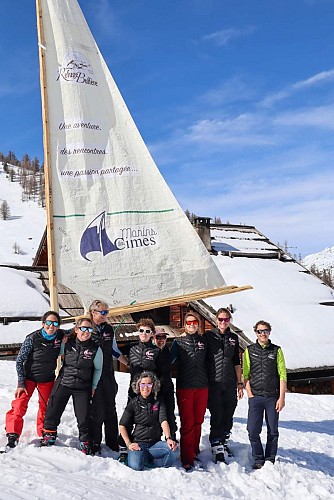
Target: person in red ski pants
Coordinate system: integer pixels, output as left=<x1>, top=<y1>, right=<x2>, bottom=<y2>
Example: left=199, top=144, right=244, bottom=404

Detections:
left=171, top=311, right=209, bottom=471
left=5, top=311, right=65, bottom=448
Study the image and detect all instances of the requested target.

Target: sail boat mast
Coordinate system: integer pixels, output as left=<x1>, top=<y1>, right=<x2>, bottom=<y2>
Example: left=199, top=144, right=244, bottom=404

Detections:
left=36, top=0, right=59, bottom=312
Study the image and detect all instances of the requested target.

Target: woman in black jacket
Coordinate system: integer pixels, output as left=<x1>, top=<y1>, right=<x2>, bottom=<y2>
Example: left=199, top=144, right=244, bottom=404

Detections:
left=171, top=311, right=209, bottom=470
left=119, top=371, right=179, bottom=471
left=41, top=318, right=103, bottom=454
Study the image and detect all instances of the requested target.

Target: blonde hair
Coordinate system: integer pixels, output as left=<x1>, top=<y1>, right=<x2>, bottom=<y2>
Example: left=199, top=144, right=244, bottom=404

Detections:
left=184, top=311, right=201, bottom=326
left=88, top=300, right=108, bottom=320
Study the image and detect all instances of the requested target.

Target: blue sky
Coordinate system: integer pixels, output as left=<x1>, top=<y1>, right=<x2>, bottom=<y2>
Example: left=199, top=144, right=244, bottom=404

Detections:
left=1, top=0, right=334, bottom=257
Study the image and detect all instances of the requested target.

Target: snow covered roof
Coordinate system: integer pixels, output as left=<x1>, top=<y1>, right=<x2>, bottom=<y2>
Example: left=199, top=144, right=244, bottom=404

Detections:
left=204, top=225, right=334, bottom=372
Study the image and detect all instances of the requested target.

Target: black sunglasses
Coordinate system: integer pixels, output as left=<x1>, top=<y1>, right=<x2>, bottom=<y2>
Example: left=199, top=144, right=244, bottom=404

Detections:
left=79, top=326, right=93, bottom=333
left=45, top=320, right=59, bottom=327
left=155, top=335, right=167, bottom=340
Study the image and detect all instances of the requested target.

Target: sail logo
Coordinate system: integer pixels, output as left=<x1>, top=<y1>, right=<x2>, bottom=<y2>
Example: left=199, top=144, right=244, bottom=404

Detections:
left=80, top=212, right=157, bottom=262
left=57, top=51, right=98, bottom=86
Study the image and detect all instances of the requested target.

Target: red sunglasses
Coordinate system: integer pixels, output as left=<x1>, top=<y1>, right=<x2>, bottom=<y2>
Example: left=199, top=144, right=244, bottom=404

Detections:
left=185, top=320, right=198, bottom=326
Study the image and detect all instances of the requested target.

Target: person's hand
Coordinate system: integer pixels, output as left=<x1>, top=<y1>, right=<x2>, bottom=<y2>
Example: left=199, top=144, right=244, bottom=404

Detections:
left=276, top=397, right=285, bottom=412
left=167, top=438, right=177, bottom=451
left=237, top=386, right=244, bottom=400
left=91, top=388, right=95, bottom=398
left=128, top=442, right=140, bottom=451
left=15, top=387, right=28, bottom=398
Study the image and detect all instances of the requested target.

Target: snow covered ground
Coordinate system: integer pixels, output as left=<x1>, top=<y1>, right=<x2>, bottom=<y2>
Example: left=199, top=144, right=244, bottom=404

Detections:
left=0, top=365, right=333, bottom=500
left=0, top=167, right=45, bottom=267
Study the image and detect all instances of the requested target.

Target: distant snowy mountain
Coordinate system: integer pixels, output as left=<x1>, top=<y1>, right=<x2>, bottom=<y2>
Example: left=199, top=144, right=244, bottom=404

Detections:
left=302, top=246, right=334, bottom=272
left=0, top=162, right=45, bottom=265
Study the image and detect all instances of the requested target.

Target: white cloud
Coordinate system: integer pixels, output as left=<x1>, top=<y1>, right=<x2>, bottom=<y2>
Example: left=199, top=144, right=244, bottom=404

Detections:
left=202, top=26, right=256, bottom=46
left=274, top=104, right=334, bottom=129
left=261, top=68, right=334, bottom=107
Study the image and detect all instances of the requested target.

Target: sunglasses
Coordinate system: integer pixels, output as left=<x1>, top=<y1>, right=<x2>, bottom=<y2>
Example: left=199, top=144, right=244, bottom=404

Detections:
left=155, top=335, right=167, bottom=340
left=185, top=320, right=198, bottom=326
left=79, top=326, right=93, bottom=333
left=45, top=320, right=59, bottom=327
left=140, top=383, right=153, bottom=388
left=139, top=328, right=152, bottom=334
left=256, top=329, right=270, bottom=334
left=94, top=309, right=109, bottom=316
left=217, top=317, right=230, bottom=323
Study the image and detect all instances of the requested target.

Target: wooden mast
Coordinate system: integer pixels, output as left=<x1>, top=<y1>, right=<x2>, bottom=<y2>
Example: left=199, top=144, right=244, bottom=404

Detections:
left=36, top=0, right=59, bottom=312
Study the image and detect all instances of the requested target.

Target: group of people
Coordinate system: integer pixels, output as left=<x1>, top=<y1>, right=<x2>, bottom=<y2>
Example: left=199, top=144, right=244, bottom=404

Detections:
left=4, top=302, right=286, bottom=472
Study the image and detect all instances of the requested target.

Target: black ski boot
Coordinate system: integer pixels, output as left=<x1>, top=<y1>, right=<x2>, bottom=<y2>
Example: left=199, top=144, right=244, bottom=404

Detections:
left=40, top=430, right=57, bottom=447
left=118, top=446, right=128, bottom=465
left=224, top=441, right=233, bottom=457
left=223, top=432, right=233, bottom=457
left=91, top=442, right=102, bottom=456
left=211, top=440, right=225, bottom=464
left=6, top=433, right=19, bottom=449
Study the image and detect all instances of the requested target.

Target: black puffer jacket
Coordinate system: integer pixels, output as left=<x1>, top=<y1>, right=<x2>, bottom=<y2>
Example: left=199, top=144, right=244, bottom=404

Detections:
left=92, top=322, right=115, bottom=378
left=129, top=340, right=162, bottom=384
left=172, top=333, right=208, bottom=389
left=60, top=336, right=99, bottom=390
left=248, top=341, right=280, bottom=397
left=119, top=394, right=167, bottom=444
left=157, top=345, right=174, bottom=392
left=24, top=329, right=64, bottom=383
left=205, top=327, right=240, bottom=388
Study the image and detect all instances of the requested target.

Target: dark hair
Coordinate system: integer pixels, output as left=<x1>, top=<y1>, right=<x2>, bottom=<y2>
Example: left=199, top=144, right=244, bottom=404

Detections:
left=41, top=310, right=61, bottom=325
left=216, top=307, right=232, bottom=319
left=137, top=318, right=156, bottom=335
left=253, top=320, right=272, bottom=332
left=131, top=371, right=160, bottom=398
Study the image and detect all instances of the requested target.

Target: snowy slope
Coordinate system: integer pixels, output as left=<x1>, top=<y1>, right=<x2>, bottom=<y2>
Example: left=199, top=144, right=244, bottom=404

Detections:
left=0, top=366, right=333, bottom=500
left=302, top=247, right=334, bottom=273
left=0, top=164, right=45, bottom=266
left=206, top=256, right=334, bottom=370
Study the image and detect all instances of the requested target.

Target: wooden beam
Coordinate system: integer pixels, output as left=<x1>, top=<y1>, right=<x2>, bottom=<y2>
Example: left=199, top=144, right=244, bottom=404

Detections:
left=62, top=284, right=252, bottom=323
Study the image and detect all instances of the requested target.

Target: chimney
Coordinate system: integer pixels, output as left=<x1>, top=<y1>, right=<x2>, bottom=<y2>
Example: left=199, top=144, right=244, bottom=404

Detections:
left=193, top=217, right=212, bottom=252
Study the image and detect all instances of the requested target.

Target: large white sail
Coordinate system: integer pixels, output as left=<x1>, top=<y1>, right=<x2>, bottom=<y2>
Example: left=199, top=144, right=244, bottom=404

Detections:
left=37, top=0, right=248, bottom=311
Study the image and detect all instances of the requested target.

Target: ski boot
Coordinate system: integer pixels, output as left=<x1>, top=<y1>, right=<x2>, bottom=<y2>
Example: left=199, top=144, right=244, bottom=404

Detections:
left=211, top=440, right=226, bottom=464
left=80, top=441, right=91, bottom=455
left=223, top=432, right=233, bottom=457
left=6, top=433, right=19, bottom=449
left=118, top=446, right=128, bottom=465
left=91, top=442, right=102, bottom=456
left=40, top=430, right=57, bottom=447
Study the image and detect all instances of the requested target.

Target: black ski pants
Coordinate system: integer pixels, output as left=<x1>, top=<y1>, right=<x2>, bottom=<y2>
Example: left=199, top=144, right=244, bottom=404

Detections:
left=208, top=382, right=237, bottom=443
left=90, top=374, right=118, bottom=450
left=44, top=382, right=91, bottom=442
left=160, top=385, right=177, bottom=437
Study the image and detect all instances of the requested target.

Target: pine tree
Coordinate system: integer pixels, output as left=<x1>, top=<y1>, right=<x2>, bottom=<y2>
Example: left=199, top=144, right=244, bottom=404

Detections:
left=0, top=200, right=10, bottom=220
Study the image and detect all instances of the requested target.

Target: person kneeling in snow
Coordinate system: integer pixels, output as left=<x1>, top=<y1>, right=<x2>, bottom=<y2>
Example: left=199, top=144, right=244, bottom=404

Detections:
left=41, top=318, right=103, bottom=454
left=119, top=371, right=180, bottom=471
left=243, top=320, right=287, bottom=469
